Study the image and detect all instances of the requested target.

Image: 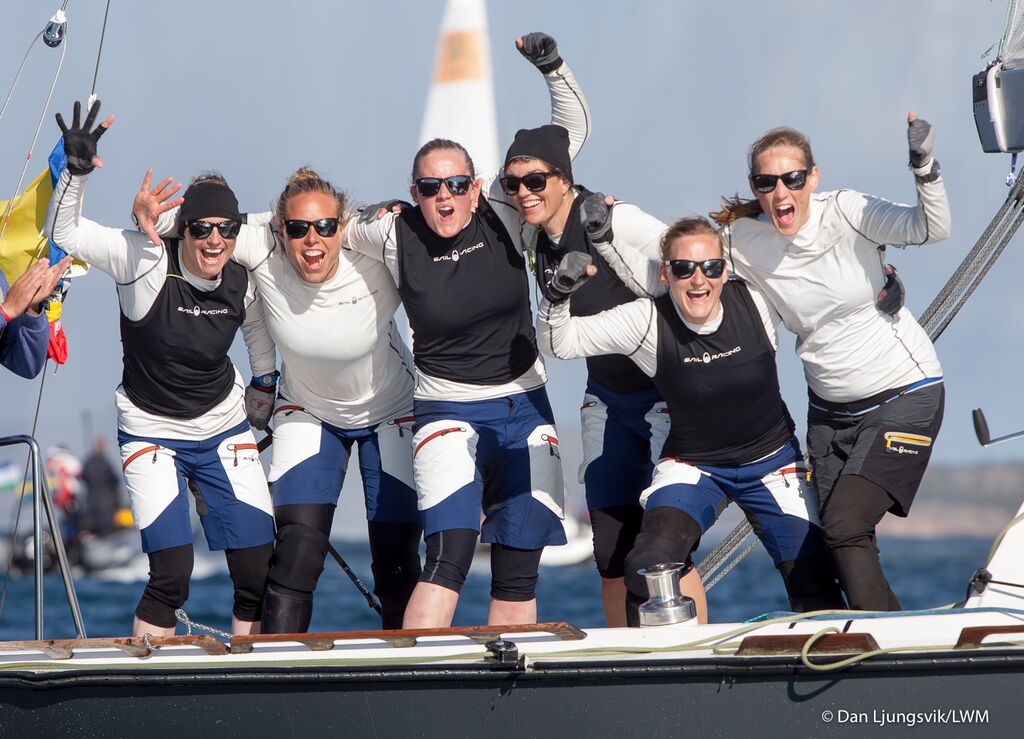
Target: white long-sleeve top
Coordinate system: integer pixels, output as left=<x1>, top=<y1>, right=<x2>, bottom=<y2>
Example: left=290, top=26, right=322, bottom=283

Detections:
left=231, top=213, right=415, bottom=427
left=725, top=169, right=949, bottom=402
left=45, top=170, right=268, bottom=439
left=535, top=283, right=778, bottom=374
left=346, top=59, right=591, bottom=402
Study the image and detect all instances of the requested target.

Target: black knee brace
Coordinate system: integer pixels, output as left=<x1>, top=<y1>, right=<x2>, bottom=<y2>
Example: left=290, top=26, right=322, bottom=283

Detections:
left=590, top=505, right=644, bottom=579
left=490, top=544, right=543, bottom=602
left=777, top=556, right=846, bottom=612
left=623, top=507, right=701, bottom=627
left=135, top=543, right=194, bottom=628
left=419, top=529, right=477, bottom=594
left=266, top=504, right=334, bottom=595
left=368, top=521, right=423, bottom=629
left=225, top=543, right=273, bottom=622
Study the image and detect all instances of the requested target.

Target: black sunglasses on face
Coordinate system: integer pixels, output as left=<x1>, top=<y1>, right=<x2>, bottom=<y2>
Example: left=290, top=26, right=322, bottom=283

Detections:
left=414, top=175, right=473, bottom=198
left=664, top=258, right=726, bottom=280
left=500, top=170, right=560, bottom=195
left=186, top=219, right=242, bottom=240
left=750, top=167, right=812, bottom=194
left=283, top=218, right=340, bottom=239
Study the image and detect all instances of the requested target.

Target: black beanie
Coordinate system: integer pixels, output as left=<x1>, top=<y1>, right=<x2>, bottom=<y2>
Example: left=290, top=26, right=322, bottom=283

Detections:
left=177, top=180, right=242, bottom=235
left=503, top=124, right=573, bottom=183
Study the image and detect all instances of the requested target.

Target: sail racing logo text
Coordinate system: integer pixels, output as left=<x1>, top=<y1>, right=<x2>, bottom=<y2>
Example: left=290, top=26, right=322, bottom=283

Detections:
left=177, top=306, right=230, bottom=317
left=433, top=242, right=485, bottom=263
left=883, top=431, right=933, bottom=456
left=684, top=346, right=741, bottom=364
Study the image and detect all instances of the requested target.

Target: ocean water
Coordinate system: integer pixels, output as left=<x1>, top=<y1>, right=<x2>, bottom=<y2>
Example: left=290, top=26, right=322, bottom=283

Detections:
left=0, top=536, right=993, bottom=640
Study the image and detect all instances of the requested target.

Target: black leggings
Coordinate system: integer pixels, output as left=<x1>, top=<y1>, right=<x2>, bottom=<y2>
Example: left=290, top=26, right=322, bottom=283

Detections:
left=135, top=541, right=271, bottom=627
left=820, top=474, right=901, bottom=611
left=266, top=504, right=422, bottom=629
left=420, top=529, right=543, bottom=601
left=590, top=504, right=644, bottom=579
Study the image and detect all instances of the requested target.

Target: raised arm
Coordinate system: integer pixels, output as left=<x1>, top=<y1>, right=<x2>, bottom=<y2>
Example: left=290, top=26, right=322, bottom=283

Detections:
left=514, top=33, right=591, bottom=160
left=0, top=266, right=61, bottom=379
left=342, top=210, right=401, bottom=285
left=839, top=113, right=951, bottom=247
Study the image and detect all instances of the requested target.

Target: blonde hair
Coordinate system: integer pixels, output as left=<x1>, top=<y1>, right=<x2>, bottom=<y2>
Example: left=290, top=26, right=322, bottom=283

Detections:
left=274, top=166, right=348, bottom=225
left=659, top=216, right=723, bottom=261
left=710, top=127, right=815, bottom=226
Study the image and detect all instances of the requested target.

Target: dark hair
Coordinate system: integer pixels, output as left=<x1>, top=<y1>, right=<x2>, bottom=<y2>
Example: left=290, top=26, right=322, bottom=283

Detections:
left=411, top=138, right=476, bottom=182
left=189, top=170, right=229, bottom=188
left=710, top=127, right=816, bottom=226
left=659, top=216, right=723, bottom=262
left=275, top=166, right=348, bottom=226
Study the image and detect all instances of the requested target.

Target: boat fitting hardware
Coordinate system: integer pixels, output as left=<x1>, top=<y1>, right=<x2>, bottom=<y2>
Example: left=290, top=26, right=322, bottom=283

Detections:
left=638, top=562, right=697, bottom=627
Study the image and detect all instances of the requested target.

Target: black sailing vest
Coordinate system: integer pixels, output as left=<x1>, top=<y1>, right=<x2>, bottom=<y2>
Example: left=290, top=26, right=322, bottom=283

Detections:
left=533, top=187, right=655, bottom=394
left=653, top=280, right=794, bottom=465
left=395, top=195, right=537, bottom=384
left=120, top=240, right=247, bottom=418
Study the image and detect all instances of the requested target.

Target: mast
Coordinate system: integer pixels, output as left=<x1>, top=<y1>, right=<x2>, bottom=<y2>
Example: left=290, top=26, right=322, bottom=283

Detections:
left=419, top=0, right=499, bottom=179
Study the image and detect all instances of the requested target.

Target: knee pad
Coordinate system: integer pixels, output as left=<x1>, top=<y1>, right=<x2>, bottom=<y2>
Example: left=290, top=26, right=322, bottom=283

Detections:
left=267, top=523, right=330, bottom=595
left=368, top=521, right=423, bottom=629
left=623, top=507, right=701, bottom=604
left=261, top=582, right=314, bottom=634
left=225, top=543, right=273, bottom=622
left=778, top=556, right=846, bottom=612
left=135, top=544, right=194, bottom=628
left=490, top=544, right=543, bottom=602
left=590, top=505, right=644, bottom=579
left=420, top=529, right=477, bottom=594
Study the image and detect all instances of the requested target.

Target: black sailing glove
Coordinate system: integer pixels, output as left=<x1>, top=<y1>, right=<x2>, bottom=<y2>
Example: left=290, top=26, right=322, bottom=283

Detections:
left=580, top=191, right=614, bottom=244
left=545, top=252, right=593, bottom=303
left=357, top=199, right=413, bottom=224
left=875, top=264, right=905, bottom=316
left=517, top=32, right=562, bottom=74
left=55, top=100, right=109, bottom=176
left=907, top=117, right=935, bottom=169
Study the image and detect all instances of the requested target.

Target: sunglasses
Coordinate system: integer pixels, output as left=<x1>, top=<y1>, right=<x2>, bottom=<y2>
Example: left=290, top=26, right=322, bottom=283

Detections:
left=749, top=168, right=812, bottom=194
left=500, top=170, right=560, bottom=195
left=664, top=258, right=726, bottom=280
left=186, top=220, right=242, bottom=240
left=414, top=176, right=473, bottom=198
left=283, top=218, right=340, bottom=239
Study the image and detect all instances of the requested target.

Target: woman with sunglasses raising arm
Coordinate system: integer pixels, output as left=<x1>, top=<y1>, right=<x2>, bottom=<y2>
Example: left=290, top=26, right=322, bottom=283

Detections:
left=498, top=125, right=711, bottom=626
left=710, top=114, right=951, bottom=611
left=345, top=32, right=589, bottom=629
left=46, top=101, right=275, bottom=638
left=535, top=218, right=845, bottom=624
left=133, top=166, right=421, bottom=634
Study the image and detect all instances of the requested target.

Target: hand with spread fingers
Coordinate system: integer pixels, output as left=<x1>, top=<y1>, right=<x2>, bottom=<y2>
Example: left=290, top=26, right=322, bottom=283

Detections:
left=1, top=256, right=73, bottom=319
left=132, top=169, right=185, bottom=245
left=55, top=99, right=115, bottom=176
left=516, top=32, right=562, bottom=73
left=544, top=251, right=595, bottom=303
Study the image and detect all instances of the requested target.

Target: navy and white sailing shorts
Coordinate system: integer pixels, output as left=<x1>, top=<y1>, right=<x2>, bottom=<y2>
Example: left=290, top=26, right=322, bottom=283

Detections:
left=267, top=402, right=420, bottom=524
left=579, top=378, right=669, bottom=511
left=411, top=387, right=566, bottom=550
left=641, top=437, right=827, bottom=566
left=118, top=420, right=274, bottom=553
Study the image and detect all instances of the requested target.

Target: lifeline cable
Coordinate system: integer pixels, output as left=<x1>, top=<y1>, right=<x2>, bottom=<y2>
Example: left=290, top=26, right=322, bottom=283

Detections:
left=699, top=172, right=1024, bottom=589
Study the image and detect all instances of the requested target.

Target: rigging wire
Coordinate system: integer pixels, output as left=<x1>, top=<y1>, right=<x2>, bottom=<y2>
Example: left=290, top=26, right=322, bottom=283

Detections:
left=90, top=1, right=112, bottom=100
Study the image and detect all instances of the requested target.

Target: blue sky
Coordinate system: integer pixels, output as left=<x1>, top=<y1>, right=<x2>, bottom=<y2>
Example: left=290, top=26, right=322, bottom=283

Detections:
left=0, top=0, right=1019, bottom=485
